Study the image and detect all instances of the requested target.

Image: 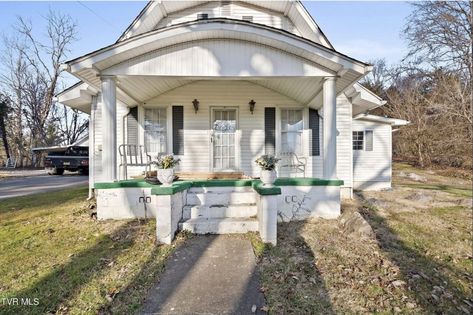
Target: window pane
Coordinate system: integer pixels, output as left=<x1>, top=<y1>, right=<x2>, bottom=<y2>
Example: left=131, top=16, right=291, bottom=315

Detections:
left=352, top=131, right=364, bottom=150
left=145, top=108, right=167, bottom=153
left=281, top=109, right=303, bottom=154
left=365, top=130, right=373, bottom=151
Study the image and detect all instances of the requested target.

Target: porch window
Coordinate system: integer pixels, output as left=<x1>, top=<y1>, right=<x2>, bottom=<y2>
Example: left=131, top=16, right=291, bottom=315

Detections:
left=144, top=108, right=167, bottom=153
left=353, top=131, right=364, bottom=150
left=281, top=109, right=303, bottom=154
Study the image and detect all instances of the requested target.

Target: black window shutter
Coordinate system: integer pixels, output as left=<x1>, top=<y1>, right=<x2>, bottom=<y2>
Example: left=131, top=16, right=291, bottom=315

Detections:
left=126, top=107, right=138, bottom=145
left=172, top=106, right=184, bottom=155
left=309, top=108, right=320, bottom=156
left=264, top=107, right=276, bottom=155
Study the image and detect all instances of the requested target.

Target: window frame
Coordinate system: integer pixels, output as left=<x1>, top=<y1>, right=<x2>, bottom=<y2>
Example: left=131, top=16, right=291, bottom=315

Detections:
left=280, top=108, right=304, bottom=155
left=352, top=130, right=364, bottom=151
left=143, top=106, right=170, bottom=155
left=364, top=129, right=374, bottom=151
left=353, top=130, right=374, bottom=151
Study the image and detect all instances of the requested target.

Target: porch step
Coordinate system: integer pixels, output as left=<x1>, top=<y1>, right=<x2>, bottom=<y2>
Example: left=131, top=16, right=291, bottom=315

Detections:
left=186, top=191, right=257, bottom=206
left=182, top=204, right=257, bottom=219
left=179, top=217, right=258, bottom=234
left=188, top=186, right=253, bottom=193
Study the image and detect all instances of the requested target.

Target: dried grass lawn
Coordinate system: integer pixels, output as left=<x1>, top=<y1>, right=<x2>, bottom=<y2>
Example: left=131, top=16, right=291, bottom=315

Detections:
left=253, top=163, right=472, bottom=314
left=0, top=187, right=186, bottom=315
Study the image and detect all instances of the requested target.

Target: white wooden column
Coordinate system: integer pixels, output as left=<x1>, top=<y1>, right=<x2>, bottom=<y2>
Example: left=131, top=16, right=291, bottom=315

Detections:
left=88, top=95, right=97, bottom=197
left=323, top=77, right=337, bottom=179
left=101, top=76, right=117, bottom=182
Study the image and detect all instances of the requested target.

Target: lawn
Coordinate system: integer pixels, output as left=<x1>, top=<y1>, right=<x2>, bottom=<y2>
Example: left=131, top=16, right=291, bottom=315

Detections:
left=0, top=188, right=186, bottom=315
left=252, top=163, right=472, bottom=314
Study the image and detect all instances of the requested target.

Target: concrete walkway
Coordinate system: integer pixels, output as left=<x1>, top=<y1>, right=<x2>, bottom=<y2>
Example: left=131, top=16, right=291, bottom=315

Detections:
left=140, top=235, right=266, bottom=315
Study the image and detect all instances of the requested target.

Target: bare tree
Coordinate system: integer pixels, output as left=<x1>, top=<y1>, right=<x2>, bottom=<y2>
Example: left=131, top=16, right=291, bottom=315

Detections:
left=14, top=10, right=77, bottom=148
left=0, top=93, right=11, bottom=161
left=0, top=10, right=78, bottom=166
left=403, top=1, right=472, bottom=85
left=52, top=104, right=89, bottom=145
left=360, top=59, right=391, bottom=97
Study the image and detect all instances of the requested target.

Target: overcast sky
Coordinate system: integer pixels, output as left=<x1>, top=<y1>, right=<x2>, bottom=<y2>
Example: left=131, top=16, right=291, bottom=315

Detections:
left=0, top=1, right=413, bottom=85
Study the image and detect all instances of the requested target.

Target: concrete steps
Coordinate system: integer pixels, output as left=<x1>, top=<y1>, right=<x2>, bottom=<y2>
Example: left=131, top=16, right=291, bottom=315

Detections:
left=180, top=187, right=258, bottom=234
left=186, top=191, right=256, bottom=206
left=182, top=204, right=257, bottom=219
left=179, top=217, right=258, bottom=234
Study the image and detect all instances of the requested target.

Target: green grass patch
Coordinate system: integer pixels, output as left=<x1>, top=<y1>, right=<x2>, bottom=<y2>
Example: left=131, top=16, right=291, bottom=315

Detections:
left=0, top=187, right=185, bottom=315
left=398, top=183, right=472, bottom=198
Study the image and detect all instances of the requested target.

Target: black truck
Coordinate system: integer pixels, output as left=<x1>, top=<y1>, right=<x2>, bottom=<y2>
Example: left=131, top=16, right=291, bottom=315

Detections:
left=44, top=146, right=89, bottom=175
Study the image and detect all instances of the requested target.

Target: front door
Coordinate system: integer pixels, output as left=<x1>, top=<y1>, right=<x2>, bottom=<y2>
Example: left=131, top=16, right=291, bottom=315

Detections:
left=211, top=108, right=237, bottom=171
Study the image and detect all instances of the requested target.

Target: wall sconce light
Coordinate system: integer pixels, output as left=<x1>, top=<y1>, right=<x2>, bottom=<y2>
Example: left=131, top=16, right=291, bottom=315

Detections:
left=192, top=99, right=199, bottom=113
left=249, top=99, right=256, bottom=114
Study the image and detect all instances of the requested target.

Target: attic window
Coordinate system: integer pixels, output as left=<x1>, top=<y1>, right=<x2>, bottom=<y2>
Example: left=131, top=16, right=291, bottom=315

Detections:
left=197, top=13, right=208, bottom=20
left=242, top=16, right=253, bottom=22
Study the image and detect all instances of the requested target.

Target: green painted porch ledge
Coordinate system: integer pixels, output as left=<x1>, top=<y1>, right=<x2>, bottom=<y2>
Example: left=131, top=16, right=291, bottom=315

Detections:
left=94, top=177, right=344, bottom=195
left=252, top=180, right=281, bottom=195
left=275, top=178, right=344, bottom=186
left=94, top=179, right=153, bottom=189
left=151, top=181, right=192, bottom=195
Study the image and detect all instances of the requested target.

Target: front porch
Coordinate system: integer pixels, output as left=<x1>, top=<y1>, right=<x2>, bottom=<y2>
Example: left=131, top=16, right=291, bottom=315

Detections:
left=95, top=177, right=343, bottom=244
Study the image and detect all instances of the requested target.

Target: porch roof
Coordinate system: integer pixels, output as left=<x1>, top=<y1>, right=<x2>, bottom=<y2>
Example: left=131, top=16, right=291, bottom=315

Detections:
left=354, top=113, right=409, bottom=126
left=59, top=19, right=372, bottom=112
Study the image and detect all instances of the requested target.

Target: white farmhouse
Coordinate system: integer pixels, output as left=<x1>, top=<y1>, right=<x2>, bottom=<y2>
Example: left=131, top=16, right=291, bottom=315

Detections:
left=58, top=0, right=407, bottom=244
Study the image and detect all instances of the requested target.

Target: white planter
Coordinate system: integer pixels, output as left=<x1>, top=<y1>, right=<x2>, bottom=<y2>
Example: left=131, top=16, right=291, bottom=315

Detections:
left=260, top=169, right=277, bottom=186
left=157, top=168, right=174, bottom=186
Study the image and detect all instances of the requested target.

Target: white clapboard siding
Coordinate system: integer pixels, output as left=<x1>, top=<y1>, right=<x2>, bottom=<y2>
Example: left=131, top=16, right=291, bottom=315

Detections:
left=336, top=95, right=353, bottom=188
left=352, top=120, right=392, bottom=190
left=145, top=80, right=309, bottom=176
left=155, top=1, right=300, bottom=35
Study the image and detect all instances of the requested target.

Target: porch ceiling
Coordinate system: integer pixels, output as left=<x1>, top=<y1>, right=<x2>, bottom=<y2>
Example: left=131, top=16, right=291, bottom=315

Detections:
left=114, top=76, right=323, bottom=107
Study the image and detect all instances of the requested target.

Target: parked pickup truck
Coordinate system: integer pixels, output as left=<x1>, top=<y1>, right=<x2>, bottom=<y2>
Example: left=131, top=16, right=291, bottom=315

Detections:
left=44, top=146, right=89, bottom=175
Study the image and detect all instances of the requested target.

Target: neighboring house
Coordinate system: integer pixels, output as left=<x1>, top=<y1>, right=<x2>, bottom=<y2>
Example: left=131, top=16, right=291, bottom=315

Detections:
left=57, top=1, right=407, bottom=244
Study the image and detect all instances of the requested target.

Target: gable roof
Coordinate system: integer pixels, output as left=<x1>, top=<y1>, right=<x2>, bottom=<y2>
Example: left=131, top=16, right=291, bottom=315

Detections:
left=117, top=0, right=333, bottom=48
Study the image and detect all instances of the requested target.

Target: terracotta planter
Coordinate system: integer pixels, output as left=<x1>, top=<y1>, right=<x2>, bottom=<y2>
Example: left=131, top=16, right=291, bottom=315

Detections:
left=260, top=169, right=277, bottom=186
left=157, top=168, right=174, bottom=186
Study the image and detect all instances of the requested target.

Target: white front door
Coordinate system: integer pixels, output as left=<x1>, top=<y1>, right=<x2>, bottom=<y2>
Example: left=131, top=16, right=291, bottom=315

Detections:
left=211, top=108, right=237, bottom=171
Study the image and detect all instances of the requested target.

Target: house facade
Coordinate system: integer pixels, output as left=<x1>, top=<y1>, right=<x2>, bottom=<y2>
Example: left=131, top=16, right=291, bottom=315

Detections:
left=58, top=1, right=406, bottom=244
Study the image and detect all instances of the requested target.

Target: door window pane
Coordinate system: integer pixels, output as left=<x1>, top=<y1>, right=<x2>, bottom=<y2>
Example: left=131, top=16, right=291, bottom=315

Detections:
left=145, top=108, right=167, bottom=153
left=212, top=109, right=236, bottom=170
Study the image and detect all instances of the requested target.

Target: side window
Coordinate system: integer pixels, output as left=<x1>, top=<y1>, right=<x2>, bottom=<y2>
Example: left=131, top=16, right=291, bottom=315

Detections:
left=365, top=130, right=373, bottom=151
left=353, top=131, right=364, bottom=150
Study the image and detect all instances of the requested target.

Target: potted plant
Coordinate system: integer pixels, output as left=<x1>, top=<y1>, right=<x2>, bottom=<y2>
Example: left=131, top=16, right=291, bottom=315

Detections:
left=152, top=154, right=181, bottom=186
left=255, top=154, right=280, bottom=186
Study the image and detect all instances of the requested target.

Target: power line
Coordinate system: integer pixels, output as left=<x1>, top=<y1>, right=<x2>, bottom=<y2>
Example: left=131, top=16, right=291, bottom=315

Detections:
left=77, top=1, right=119, bottom=31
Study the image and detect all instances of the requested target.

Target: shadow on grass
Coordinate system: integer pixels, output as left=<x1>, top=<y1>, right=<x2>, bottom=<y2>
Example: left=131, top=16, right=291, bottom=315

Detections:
left=256, top=222, right=334, bottom=314
left=357, top=192, right=472, bottom=314
left=0, top=220, right=143, bottom=315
